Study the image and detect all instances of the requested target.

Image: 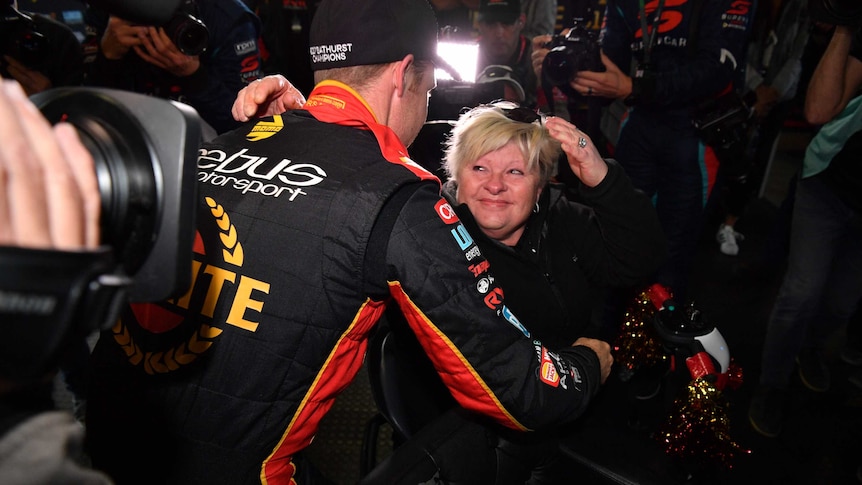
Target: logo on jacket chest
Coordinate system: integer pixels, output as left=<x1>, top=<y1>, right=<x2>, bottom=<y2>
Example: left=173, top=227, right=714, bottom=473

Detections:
left=198, top=147, right=328, bottom=201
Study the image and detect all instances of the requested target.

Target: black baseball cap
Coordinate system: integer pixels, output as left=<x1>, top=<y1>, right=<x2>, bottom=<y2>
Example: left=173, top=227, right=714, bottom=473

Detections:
left=309, top=0, right=440, bottom=71
left=479, top=0, right=522, bottom=24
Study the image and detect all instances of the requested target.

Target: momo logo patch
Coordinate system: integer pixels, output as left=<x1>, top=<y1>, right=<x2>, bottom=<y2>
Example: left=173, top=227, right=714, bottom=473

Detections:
left=247, top=115, right=284, bottom=142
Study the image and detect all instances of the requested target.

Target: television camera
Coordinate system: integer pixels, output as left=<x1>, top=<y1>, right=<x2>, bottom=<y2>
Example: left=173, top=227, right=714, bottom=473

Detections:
left=0, top=0, right=203, bottom=382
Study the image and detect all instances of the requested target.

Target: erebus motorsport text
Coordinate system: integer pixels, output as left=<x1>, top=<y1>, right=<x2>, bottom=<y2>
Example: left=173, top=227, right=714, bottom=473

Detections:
left=197, top=147, right=328, bottom=201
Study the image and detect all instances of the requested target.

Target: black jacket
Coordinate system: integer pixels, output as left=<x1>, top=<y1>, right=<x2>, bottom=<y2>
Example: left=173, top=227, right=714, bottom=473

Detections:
left=443, top=158, right=667, bottom=347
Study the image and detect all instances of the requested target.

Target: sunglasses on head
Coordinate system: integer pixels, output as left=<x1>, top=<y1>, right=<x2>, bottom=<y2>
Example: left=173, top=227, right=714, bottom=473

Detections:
left=493, top=101, right=543, bottom=125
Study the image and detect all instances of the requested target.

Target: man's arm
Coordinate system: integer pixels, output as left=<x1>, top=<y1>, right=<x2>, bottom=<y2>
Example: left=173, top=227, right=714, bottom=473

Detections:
left=805, top=26, right=862, bottom=124
left=384, top=184, right=611, bottom=432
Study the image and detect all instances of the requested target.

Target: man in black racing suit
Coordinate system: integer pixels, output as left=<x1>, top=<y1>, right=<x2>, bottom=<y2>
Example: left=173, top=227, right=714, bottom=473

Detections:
left=84, top=0, right=613, bottom=483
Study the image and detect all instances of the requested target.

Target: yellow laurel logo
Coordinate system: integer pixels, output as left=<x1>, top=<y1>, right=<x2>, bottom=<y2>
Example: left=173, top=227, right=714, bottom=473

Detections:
left=246, top=114, right=284, bottom=142
left=113, top=196, right=245, bottom=374
left=206, top=197, right=244, bottom=266
left=112, top=320, right=224, bottom=375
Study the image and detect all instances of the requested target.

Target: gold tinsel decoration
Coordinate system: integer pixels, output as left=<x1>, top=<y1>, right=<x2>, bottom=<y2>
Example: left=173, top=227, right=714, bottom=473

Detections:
left=613, top=289, right=667, bottom=376
left=656, top=377, right=751, bottom=470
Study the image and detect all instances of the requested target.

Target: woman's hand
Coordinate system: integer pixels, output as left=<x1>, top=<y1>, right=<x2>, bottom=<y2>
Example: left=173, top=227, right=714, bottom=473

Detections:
left=545, top=116, right=608, bottom=187
left=231, top=75, right=307, bottom=122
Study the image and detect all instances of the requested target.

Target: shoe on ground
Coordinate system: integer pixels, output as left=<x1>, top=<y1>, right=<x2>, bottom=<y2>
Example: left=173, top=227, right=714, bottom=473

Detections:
left=716, top=224, right=744, bottom=256
left=796, top=349, right=830, bottom=392
left=840, top=345, right=862, bottom=367
left=748, top=386, right=786, bottom=438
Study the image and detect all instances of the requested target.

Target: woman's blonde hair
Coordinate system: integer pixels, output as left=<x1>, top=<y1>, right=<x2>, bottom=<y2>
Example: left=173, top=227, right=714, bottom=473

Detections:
left=443, top=102, right=560, bottom=186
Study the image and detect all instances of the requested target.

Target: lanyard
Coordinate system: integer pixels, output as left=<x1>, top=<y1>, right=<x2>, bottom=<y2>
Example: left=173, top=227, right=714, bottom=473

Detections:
left=638, top=0, right=666, bottom=64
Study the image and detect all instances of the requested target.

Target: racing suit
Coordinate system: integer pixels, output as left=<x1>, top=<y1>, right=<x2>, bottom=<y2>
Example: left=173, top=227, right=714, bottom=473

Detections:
left=601, top=0, right=754, bottom=301
left=86, top=82, right=605, bottom=484
left=82, top=0, right=263, bottom=134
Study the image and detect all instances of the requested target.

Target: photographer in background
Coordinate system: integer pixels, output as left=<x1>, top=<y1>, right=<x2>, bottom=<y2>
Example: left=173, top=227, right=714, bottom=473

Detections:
left=713, top=0, right=812, bottom=256
left=0, top=76, right=109, bottom=484
left=749, top=5, right=862, bottom=438
left=83, top=0, right=263, bottom=134
left=477, top=0, right=539, bottom=108
left=574, top=0, right=754, bottom=308
left=1, top=1, right=84, bottom=95
left=531, top=0, right=607, bottom=167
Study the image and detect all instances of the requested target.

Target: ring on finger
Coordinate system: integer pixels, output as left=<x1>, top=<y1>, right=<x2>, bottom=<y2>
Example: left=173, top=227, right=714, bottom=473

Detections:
left=587, top=87, right=593, bottom=95
left=578, top=137, right=588, bottom=149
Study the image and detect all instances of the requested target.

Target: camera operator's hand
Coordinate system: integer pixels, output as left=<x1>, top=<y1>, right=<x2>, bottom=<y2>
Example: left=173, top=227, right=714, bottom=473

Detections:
left=530, top=34, right=553, bottom=85
left=0, top=79, right=99, bottom=250
left=134, top=26, right=201, bottom=78
left=1, top=56, right=52, bottom=96
left=572, top=337, right=613, bottom=384
left=231, top=74, right=307, bottom=122
left=545, top=116, right=608, bottom=188
left=101, top=16, right=148, bottom=60
left=572, top=51, right=631, bottom=99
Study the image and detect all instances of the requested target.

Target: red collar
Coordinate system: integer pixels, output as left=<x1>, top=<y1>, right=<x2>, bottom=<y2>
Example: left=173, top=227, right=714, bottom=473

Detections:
left=305, top=81, right=438, bottom=183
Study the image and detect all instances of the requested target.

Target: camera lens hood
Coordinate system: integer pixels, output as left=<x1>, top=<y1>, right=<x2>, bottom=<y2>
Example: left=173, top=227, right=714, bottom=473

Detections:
left=31, top=87, right=200, bottom=303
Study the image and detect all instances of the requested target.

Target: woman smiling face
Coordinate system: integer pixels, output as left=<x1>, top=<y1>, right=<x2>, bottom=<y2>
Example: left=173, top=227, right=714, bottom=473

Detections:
left=456, top=141, right=542, bottom=246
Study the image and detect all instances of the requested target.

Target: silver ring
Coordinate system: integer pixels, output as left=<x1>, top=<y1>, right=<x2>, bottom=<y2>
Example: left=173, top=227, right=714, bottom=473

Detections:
left=578, top=137, right=588, bottom=149
left=587, top=87, right=592, bottom=96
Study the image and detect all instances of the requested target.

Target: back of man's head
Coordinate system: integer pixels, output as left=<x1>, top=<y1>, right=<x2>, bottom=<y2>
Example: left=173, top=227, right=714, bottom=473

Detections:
left=309, top=0, right=439, bottom=79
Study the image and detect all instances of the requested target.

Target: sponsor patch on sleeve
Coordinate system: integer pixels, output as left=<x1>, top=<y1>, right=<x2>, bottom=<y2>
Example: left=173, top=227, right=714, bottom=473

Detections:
left=539, top=347, right=560, bottom=387
left=435, top=199, right=459, bottom=224
left=234, top=39, right=257, bottom=56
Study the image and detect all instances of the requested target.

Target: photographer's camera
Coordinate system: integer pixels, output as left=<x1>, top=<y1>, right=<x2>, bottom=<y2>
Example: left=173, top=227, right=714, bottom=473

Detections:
left=0, top=5, right=48, bottom=70
left=163, top=0, right=208, bottom=56
left=541, top=20, right=602, bottom=89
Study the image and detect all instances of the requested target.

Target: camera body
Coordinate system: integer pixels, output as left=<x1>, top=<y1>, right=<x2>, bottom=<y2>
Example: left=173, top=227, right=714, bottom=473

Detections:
left=0, top=5, right=48, bottom=69
left=691, top=91, right=754, bottom=148
left=541, top=19, right=602, bottom=89
left=162, top=0, right=208, bottom=56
